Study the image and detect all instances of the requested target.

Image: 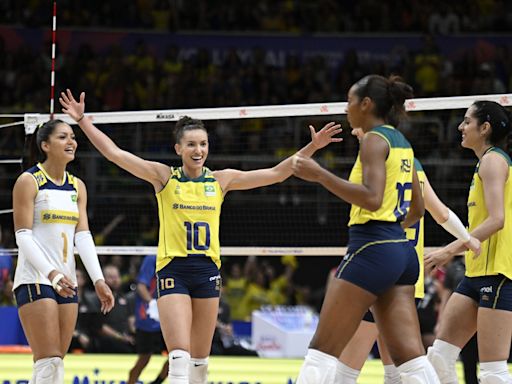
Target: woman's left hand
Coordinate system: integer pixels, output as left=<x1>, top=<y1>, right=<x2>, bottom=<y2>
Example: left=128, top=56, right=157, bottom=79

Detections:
left=94, top=280, right=115, bottom=314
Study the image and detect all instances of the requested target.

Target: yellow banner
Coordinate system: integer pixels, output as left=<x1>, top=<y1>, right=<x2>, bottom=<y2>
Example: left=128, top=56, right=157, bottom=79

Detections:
left=0, top=353, right=469, bottom=384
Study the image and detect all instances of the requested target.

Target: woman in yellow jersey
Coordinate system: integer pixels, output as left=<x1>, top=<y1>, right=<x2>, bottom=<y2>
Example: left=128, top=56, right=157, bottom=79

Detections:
left=12, top=120, right=114, bottom=383
left=335, top=127, right=481, bottom=384
left=293, top=75, right=440, bottom=384
left=59, top=89, right=342, bottom=384
left=425, top=101, right=512, bottom=384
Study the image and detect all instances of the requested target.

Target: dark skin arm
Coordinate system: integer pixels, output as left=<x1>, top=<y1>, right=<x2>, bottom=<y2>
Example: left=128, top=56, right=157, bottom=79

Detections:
left=292, top=132, right=388, bottom=211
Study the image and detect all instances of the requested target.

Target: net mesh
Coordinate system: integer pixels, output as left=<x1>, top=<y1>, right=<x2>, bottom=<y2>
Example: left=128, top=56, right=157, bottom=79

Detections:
left=0, top=95, right=511, bottom=257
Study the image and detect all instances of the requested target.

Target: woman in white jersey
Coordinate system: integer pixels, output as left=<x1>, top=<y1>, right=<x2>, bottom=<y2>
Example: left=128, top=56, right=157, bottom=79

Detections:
left=59, top=89, right=342, bottom=384
left=13, top=119, right=115, bottom=384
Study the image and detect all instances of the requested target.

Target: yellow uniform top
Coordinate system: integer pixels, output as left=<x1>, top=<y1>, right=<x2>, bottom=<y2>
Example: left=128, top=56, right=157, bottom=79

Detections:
left=155, top=167, right=223, bottom=272
left=348, top=125, right=415, bottom=226
left=404, top=158, right=425, bottom=299
left=465, top=147, right=512, bottom=279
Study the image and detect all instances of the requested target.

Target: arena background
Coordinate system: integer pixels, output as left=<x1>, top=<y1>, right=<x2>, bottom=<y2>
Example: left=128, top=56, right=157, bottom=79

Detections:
left=1, top=1, right=512, bottom=383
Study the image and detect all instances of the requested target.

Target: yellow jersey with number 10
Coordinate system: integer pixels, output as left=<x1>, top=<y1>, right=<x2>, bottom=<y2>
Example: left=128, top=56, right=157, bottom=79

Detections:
left=156, top=167, right=223, bottom=272
left=348, top=125, right=415, bottom=226
left=466, top=147, right=512, bottom=279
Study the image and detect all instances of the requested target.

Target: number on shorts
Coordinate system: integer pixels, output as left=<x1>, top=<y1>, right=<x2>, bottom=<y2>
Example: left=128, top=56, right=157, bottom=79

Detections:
left=160, top=277, right=175, bottom=290
left=184, top=221, right=210, bottom=251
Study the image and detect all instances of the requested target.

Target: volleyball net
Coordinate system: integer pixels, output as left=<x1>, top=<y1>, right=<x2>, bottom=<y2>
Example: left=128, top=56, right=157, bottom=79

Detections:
left=1, top=94, right=511, bottom=260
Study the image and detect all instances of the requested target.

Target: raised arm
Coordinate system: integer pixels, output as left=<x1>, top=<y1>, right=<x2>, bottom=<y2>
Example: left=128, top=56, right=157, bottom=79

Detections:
left=214, top=122, right=342, bottom=193
left=293, top=131, right=388, bottom=210
left=59, top=90, right=170, bottom=191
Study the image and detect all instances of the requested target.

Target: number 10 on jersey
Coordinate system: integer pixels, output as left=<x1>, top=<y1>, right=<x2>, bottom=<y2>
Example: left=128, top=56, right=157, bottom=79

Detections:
left=184, top=221, right=211, bottom=251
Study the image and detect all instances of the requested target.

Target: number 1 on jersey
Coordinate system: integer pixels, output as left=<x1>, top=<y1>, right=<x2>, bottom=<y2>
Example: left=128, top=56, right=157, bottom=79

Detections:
left=184, top=221, right=211, bottom=251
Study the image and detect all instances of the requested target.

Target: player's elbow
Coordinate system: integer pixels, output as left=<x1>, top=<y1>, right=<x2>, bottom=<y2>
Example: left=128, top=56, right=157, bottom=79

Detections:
left=363, top=197, right=383, bottom=212
left=491, top=215, right=505, bottom=232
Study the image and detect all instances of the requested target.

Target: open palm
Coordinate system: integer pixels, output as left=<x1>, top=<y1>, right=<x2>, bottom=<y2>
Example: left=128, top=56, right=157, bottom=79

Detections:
left=59, top=89, right=85, bottom=122
left=310, top=122, right=343, bottom=150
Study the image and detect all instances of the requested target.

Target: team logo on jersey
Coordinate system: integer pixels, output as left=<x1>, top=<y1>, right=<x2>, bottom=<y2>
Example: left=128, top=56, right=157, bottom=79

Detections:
left=204, top=184, right=216, bottom=197
left=175, top=185, right=181, bottom=195
left=71, top=194, right=77, bottom=202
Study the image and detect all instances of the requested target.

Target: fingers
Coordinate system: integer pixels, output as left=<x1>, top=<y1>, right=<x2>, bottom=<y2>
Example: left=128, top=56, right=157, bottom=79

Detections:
left=66, top=88, right=75, bottom=102
left=80, top=91, right=85, bottom=103
left=56, top=276, right=76, bottom=298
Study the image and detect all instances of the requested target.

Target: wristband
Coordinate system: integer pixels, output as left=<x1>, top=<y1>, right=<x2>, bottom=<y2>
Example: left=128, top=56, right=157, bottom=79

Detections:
left=76, top=114, right=85, bottom=123
left=51, top=273, right=64, bottom=291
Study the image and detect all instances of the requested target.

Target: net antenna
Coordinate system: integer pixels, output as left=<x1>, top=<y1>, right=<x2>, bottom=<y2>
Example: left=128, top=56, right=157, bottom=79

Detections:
left=49, top=1, right=58, bottom=119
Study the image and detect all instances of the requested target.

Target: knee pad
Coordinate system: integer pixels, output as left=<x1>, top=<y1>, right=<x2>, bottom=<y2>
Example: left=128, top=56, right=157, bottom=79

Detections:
left=168, top=349, right=190, bottom=384
left=335, top=361, right=360, bottom=384
left=34, top=357, right=63, bottom=384
left=427, top=346, right=458, bottom=384
left=296, top=349, right=337, bottom=384
left=383, top=364, right=402, bottom=384
left=479, top=362, right=512, bottom=384
left=189, top=357, right=208, bottom=384
left=398, top=356, right=442, bottom=384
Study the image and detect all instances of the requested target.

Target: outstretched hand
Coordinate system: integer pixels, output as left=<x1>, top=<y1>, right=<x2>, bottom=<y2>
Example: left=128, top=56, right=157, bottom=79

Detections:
left=59, top=89, right=85, bottom=122
left=311, top=122, right=343, bottom=150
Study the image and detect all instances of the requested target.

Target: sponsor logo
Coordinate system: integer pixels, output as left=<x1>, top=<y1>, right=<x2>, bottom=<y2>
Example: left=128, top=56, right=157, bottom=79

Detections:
left=41, top=210, right=79, bottom=224
left=467, top=202, right=476, bottom=207
left=156, top=113, right=175, bottom=119
left=71, top=194, right=77, bottom=202
left=172, top=203, right=216, bottom=211
left=209, top=274, right=221, bottom=282
left=480, top=286, right=493, bottom=293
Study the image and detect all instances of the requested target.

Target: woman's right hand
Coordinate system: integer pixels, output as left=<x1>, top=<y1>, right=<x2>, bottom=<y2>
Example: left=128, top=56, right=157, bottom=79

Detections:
left=48, top=269, right=76, bottom=298
left=59, top=89, right=85, bottom=122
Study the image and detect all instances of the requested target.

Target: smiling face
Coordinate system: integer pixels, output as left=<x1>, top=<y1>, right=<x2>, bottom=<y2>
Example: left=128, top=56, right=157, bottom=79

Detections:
left=458, top=105, right=489, bottom=149
left=40, top=122, right=77, bottom=163
left=174, top=128, right=209, bottom=176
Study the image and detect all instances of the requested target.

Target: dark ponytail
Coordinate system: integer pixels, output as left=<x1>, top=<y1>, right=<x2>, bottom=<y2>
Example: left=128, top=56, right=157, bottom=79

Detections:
left=22, top=119, right=65, bottom=170
left=353, top=74, right=414, bottom=127
left=470, top=101, right=511, bottom=147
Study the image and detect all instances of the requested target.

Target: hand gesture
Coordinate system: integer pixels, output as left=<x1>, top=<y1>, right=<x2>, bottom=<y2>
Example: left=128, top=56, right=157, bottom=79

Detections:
left=311, top=122, right=343, bottom=150
left=94, top=279, right=115, bottom=314
left=48, top=270, right=76, bottom=298
left=292, top=154, right=325, bottom=182
left=463, top=236, right=481, bottom=257
left=424, top=247, right=452, bottom=274
left=59, top=89, right=85, bottom=122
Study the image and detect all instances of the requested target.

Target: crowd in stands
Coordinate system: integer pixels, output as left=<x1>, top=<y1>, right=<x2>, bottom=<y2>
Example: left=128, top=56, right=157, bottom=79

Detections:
left=1, top=35, right=511, bottom=115
left=2, top=0, right=512, bottom=33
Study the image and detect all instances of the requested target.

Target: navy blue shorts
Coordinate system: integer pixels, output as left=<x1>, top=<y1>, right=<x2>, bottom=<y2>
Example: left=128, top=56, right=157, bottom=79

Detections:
left=455, top=275, right=512, bottom=311
left=156, top=257, right=221, bottom=299
left=335, top=221, right=419, bottom=296
left=14, top=284, right=78, bottom=308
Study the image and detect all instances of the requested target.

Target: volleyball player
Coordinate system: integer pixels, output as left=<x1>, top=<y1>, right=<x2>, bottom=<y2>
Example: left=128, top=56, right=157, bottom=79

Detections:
left=292, top=75, right=440, bottom=384
left=425, top=101, right=512, bottom=384
left=335, top=126, right=481, bottom=383
left=12, top=119, right=114, bottom=384
left=59, top=89, right=342, bottom=384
